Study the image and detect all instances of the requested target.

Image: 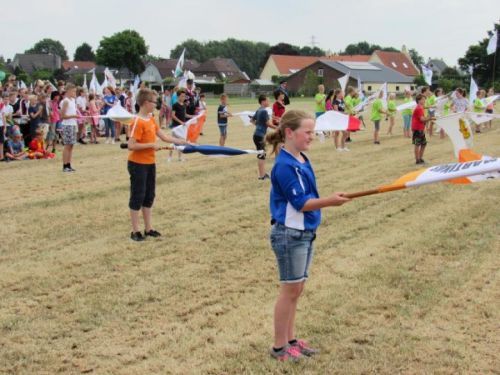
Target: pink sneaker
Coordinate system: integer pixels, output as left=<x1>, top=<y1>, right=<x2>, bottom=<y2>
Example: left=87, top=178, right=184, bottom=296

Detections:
left=269, top=344, right=302, bottom=362
left=291, top=339, right=320, bottom=356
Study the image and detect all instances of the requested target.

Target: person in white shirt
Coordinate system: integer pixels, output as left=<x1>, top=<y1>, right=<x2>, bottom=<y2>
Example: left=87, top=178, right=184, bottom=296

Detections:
left=76, top=88, right=88, bottom=144
left=60, top=84, right=79, bottom=172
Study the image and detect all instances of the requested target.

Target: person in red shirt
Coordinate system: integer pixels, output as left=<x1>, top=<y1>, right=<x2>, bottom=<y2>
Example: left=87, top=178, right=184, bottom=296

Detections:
left=270, top=91, right=286, bottom=156
left=411, top=94, right=434, bottom=165
left=272, top=91, right=286, bottom=126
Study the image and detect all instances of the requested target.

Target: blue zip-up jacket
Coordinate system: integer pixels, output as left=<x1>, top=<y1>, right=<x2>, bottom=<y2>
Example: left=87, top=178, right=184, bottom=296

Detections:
left=270, top=148, right=321, bottom=231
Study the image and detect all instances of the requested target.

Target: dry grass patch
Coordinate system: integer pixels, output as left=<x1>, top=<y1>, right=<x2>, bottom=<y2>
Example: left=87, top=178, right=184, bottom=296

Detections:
left=0, top=98, right=499, bottom=374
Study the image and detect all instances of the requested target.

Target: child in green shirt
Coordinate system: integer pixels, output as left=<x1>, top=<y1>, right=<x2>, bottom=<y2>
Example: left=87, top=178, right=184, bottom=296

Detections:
left=473, top=89, right=486, bottom=133
left=401, top=89, right=414, bottom=138
left=370, top=90, right=386, bottom=144
left=314, top=84, right=326, bottom=118
left=424, top=87, right=437, bottom=137
left=386, top=93, right=397, bottom=135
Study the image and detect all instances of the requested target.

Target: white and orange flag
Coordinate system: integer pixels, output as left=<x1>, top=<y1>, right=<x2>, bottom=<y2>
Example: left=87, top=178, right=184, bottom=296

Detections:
left=172, top=111, right=206, bottom=142
left=346, top=158, right=500, bottom=198
left=435, top=113, right=474, bottom=158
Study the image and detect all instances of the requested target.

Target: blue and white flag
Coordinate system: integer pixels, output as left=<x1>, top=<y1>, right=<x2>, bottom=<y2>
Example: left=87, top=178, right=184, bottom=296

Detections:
left=174, top=48, right=186, bottom=78
left=174, top=144, right=263, bottom=157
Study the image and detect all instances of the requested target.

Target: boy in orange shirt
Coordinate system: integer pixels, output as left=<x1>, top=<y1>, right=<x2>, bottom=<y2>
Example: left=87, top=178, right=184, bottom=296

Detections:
left=127, top=89, right=189, bottom=241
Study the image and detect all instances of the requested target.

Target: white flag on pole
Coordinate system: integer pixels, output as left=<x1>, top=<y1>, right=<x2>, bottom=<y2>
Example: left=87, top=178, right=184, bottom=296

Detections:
left=89, top=70, right=101, bottom=95
left=357, top=76, right=364, bottom=100
left=421, top=64, right=433, bottom=86
left=104, top=68, right=116, bottom=89
left=469, top=77, right=478, bottom=106
left=486, top=31, right=498, bottom=55
left=338, top=72, right=350, bottom=92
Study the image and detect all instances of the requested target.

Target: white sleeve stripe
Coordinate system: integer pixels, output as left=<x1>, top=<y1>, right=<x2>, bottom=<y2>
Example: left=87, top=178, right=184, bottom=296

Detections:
left=129, top=117, right=139, bottom=138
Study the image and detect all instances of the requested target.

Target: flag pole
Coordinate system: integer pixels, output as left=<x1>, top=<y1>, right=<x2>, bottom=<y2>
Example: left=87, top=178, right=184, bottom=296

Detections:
left=344, top=184, right=406, bottom=199
left=492, top=48, right=497, bottom=85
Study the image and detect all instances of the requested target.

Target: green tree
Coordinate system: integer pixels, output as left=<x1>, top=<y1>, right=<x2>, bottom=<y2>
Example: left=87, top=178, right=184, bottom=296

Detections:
left=170, top=39, right=206, bottom=62
left=299, top=46, right=326, bottom=56
left=25, top=38, right=68, bottom=60
left=413, top=74, right=427, bottom=87
left=171, top=38, right=270, bottom=79
left=31, top=69, right=53, bottom=81
left=74, top=43, right=95, bottom=61
left=96, top=30, right=148, bottom=74
left=408, top=48, right=424, bottom=67
left=14, top=67, right=30, bottom=84
left=458, top=23, right=499, bottom=88
left=341, top=42, right=399, bottom=55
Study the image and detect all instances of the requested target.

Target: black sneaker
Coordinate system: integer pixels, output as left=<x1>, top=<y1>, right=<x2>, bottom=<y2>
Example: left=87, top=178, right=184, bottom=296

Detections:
left=78, top=138, right=87, bottom=145
left=374, top=141, right=381, bottom=145
left=131, top=231, right=145, bottom=241
left=258, top=173, right=270, bottom=180
left=144, top=229, right=161, bottom=238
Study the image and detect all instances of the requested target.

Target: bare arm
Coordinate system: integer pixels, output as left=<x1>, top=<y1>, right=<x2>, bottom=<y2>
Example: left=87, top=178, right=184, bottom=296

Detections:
left=156, top=129, right=189, bottom=145
left=266, top=118, right=277, bottom=129
left=301, top=193, right=351, bottom=211
left=127, top=137, right=158, bottom=151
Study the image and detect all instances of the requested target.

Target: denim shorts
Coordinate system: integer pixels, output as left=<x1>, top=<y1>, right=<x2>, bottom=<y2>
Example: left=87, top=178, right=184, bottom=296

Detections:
left=270, top=223, right=316, bottom=283
left=402, top=114, right=412, bottom=130
left=218, top=124, right=227, bottom=136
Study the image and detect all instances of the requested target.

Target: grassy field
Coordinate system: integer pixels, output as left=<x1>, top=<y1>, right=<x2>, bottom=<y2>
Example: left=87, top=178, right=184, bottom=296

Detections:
left=0, top=98, right=499, bottom=374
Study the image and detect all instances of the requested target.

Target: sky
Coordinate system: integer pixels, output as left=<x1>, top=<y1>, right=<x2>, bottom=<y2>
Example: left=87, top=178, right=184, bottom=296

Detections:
left=2, top=0, right=499, bottom=68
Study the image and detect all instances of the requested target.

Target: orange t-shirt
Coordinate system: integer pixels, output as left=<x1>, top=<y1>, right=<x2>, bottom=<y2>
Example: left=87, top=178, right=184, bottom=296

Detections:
left=128, top=116, right=160, bottom=165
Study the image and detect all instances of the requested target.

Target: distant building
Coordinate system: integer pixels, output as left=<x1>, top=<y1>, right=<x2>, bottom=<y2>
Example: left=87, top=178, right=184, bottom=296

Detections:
left=260, top=55, right=323, bottom=81
left=9, top=53, right=62, bottom=75
left=285, top=60, right=415, bottom=95
left=369, top=47, right=419, bottom=77
left=427, top=58, right=448, bottom=76
left=260, top=48, right=419, bottom=81
left=192, top=58, right=249, bottom=83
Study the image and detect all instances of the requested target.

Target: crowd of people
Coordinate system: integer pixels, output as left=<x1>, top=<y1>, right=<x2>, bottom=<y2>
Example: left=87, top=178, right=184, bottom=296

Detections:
left=0, top=75, right=207, bottom=168
left=307, top=83, right=496, bottom=165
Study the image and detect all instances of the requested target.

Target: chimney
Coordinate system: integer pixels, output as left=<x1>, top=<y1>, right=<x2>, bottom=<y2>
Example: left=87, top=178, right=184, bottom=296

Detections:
left=401, top=45, right=410, bottom=58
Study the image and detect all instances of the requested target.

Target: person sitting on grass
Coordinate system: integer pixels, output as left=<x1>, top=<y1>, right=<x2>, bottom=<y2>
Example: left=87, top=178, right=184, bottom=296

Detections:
left=5, top=130, right=27, bottom=161
left=28, top=129, right=55, bottom=159
left=127, top=88, right=190, bottom=242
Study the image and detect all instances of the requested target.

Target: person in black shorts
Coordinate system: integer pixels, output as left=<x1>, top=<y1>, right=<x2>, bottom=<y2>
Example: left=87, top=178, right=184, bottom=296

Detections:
left=251, top=95, right=277, bottom=180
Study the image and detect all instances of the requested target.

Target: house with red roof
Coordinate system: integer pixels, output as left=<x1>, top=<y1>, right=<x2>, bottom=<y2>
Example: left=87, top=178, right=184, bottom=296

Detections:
left=369, top=46, right=419, bottom=77
left=260, top=46, right=420, bottom=81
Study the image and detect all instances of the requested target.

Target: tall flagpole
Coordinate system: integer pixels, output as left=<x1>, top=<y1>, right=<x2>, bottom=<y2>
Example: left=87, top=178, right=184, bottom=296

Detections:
left=493, top=29, right=498, bottom=86
left=493, top=48, right=497, bottom=85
